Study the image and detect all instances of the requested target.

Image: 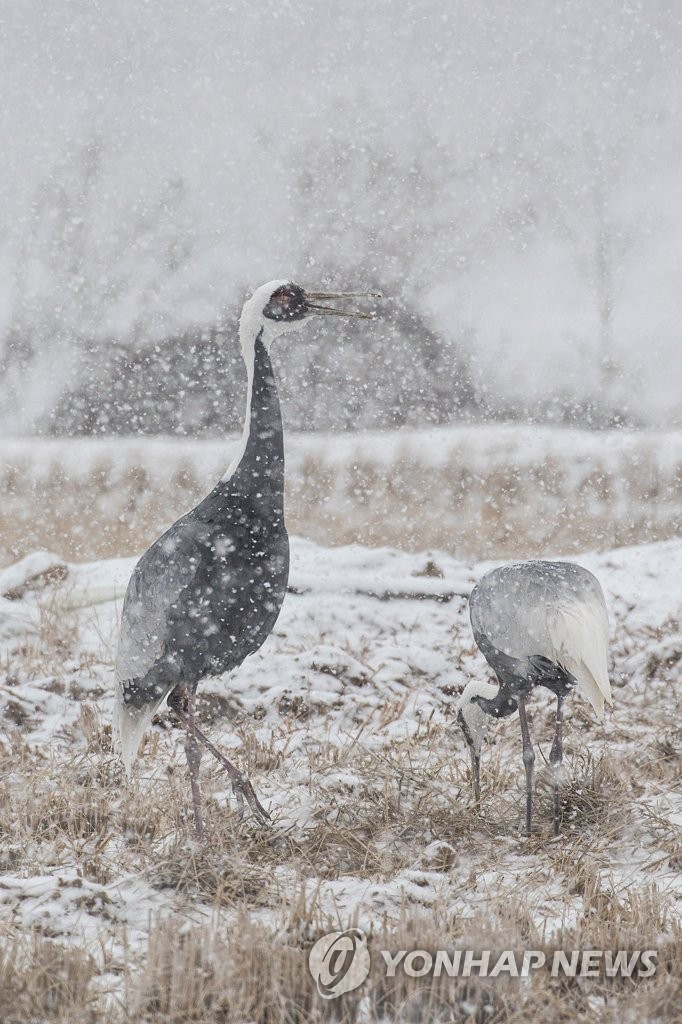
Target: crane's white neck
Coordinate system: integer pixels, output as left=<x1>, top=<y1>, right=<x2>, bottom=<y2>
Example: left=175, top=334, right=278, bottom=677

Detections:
left=220, top=329, right=258, bottom=484
left=220, top=280, right=301, bottom=485
left=456, top=680, right=501, bottom=754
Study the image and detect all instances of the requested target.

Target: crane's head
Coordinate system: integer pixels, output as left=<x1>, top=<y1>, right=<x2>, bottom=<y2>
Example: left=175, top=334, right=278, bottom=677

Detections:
left=239, top=280, right=380, bottom=354
left=456, top=680, right=504, bottom=806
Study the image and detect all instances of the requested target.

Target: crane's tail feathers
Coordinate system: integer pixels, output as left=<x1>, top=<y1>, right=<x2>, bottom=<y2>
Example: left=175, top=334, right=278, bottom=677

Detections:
left=112, top=685, right=158, bottom=778
left=550, top=597, right=612, bottom=719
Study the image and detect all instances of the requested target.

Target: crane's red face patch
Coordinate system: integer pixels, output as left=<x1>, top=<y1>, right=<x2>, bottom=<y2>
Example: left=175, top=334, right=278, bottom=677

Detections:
left=263, top=284, right=307, bottom=321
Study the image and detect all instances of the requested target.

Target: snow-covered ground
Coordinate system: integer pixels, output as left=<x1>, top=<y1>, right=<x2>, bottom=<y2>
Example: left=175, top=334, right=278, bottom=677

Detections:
left=0, top=534, right=680, bottom=1019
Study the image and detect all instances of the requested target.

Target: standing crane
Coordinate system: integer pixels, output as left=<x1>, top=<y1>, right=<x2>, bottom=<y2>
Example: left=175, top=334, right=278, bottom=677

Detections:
left=456, top=560, right=611, bottom=836
left=113, top=280, right=378, bottom=838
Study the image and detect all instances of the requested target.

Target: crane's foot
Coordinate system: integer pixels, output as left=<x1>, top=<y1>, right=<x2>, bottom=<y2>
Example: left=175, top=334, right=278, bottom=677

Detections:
left=231, top=774, right=271, bottom=824
left=200, top=741, right=271, bottom=824
left=169, top=701, right=271, bottom=824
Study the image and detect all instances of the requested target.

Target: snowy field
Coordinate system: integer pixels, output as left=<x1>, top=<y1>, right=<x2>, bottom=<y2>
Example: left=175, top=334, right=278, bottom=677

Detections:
left=2, top=425, right=680, bottom=566
left=0, top=532, right=680, bottom=1022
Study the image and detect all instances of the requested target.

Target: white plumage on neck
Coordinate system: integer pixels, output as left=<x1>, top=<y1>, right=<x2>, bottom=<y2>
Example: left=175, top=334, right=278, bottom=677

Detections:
left=456, top=680, right=503, bottom=754
left=220, top=279, right=303, bottom=485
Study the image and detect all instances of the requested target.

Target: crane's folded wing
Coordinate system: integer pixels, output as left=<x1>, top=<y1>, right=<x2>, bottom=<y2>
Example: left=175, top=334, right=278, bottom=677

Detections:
left=115, top=516, right=214, bottom=689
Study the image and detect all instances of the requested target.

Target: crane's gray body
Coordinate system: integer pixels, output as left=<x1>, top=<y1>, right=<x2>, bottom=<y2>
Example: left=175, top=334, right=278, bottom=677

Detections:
left=115, top=331, right=288, bottom=713
left=469, top=560, right=608, bottom=716
left=112, top=280, right=379, bottom=831
left=460, top=558, right=611, bottom=835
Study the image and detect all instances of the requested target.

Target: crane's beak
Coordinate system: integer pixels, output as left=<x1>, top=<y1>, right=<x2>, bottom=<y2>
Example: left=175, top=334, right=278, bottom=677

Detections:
left=304, top=290, right=382, bottom=320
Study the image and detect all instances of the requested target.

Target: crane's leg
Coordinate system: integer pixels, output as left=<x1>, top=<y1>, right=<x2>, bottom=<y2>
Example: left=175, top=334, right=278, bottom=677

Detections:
left=168, top=690, right=269, bottom=824
left=185, top=693, right=204, bottom=840
left=191, top=722, right=270, bottom=823
left=549, top=695, right=565, bottom=837
left=517, top=695, right=535, bottom=836
left=470, top=747, right=481, bottom=808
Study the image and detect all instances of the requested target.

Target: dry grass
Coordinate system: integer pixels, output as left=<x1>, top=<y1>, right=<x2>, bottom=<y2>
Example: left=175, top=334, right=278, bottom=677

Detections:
left=2, top=898, right=679, bottom=1024
left=0, top=935, right=97, bottom=1024
left=1, top=430, right=680, bottom=564
left=0, top=695, right=679, bottom=1023
left=1, top=510, right=680, bottom=1021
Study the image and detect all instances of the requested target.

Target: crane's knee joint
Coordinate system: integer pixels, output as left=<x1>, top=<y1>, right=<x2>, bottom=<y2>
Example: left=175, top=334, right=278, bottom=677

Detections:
left=522, top=746, right=535, bottom=769
left=168, top=687, right=188, bottom=715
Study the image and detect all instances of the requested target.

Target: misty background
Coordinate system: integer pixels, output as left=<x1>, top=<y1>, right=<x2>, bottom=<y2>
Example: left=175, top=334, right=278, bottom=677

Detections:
left=1, top=0, right=681, bottom=436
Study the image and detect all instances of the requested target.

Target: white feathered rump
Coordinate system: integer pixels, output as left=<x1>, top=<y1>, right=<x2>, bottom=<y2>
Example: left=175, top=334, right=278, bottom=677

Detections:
left=549, top=594, right=612, bottom=718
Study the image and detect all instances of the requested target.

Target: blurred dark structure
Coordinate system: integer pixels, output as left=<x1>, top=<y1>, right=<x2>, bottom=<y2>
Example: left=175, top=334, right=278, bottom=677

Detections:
left=45, top=296, right=482, bottom=436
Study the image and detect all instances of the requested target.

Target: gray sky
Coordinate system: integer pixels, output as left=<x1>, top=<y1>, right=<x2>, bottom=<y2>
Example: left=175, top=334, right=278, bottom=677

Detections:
left=1, top=0, right=681, bottom=424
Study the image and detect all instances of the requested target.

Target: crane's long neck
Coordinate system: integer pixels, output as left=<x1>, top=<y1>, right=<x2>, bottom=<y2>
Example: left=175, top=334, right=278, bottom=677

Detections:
left=220, top=329, right=285, bottom=503
left=475, top=682, right=519, bottom=719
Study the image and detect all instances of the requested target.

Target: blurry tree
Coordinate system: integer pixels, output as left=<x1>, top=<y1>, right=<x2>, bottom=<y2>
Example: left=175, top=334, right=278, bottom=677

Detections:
left=1, top=0, right=680, bottom=436
left=47, top=325, right=243, bottom=436
left=38, top=127, right=483, bottom=435
left=1, top=0, right=681, bottom=433
left=529, top=124, right=643, bottom=415
left=285, top=126, right=480, bottom=428
left=0, top=139, right=196, bottom=433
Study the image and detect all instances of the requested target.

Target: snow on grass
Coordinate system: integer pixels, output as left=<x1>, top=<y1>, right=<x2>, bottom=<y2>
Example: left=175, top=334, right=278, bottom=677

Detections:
left=2, top=425, right=680, bottom=566
left=0, top=535, right=680, bottom=1021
